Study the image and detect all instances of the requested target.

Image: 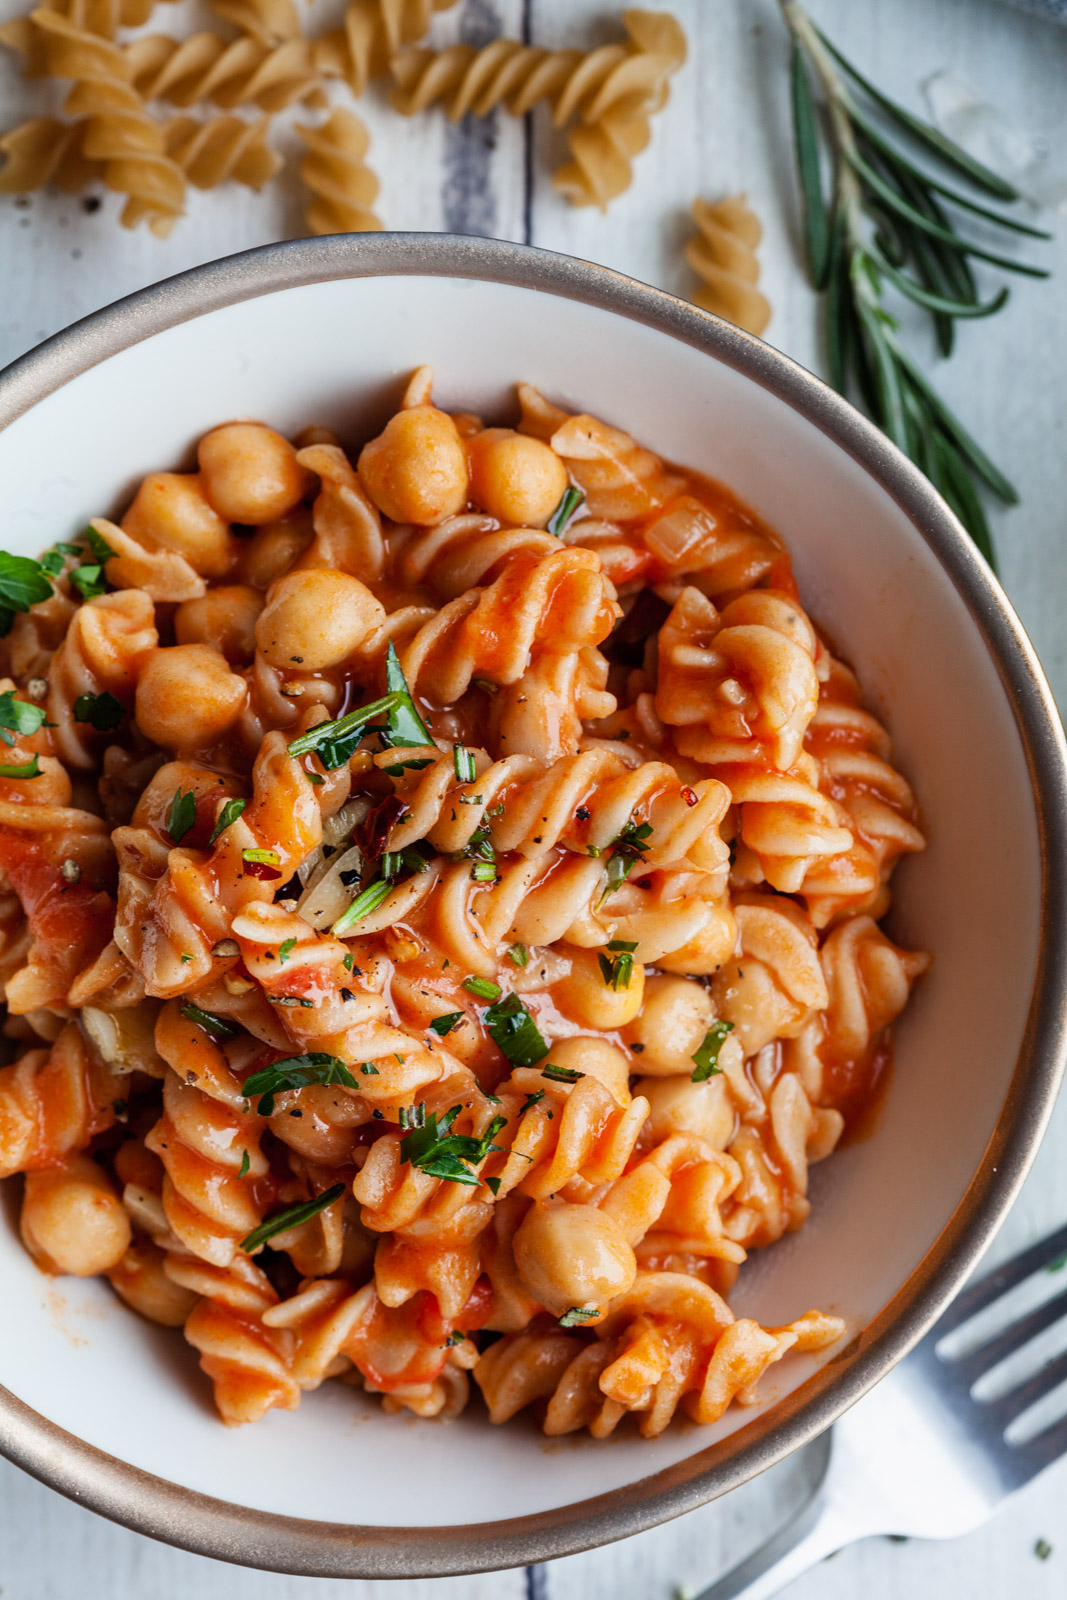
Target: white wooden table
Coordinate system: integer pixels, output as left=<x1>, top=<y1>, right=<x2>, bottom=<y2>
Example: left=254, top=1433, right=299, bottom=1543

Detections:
left=2, top=0, right=1067, bottom=1593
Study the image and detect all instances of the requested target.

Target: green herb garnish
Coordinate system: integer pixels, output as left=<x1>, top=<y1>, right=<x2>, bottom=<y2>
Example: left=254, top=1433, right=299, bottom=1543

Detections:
left=360, top=1062, right=379, bottom=1074
left=278, top=937, right=296, bottom=964
left=453, top=742, right=476, bottom=783
left=600, top=818, right=653, bottom=901
left=547, top=486, right=585, bottom=538
left=209, top=797, right=246, bottom=846
left=238, top=1149, right=250, bottom=1179
left=72, top=690, right=126, bottom=732
left=519, top=1089, right=546, bottom=1116
left=691, top=1020, right=734, bottom=1082
left=597, top=938, right=638, bottom=990
left=484, top=993, right=549, bottom=1068
left=179, top=1002, right=238, bottom=1039
left=166, top=787, right=197, bottom=845
left=485, top=1175, right=502, bottom=1196
left=0, top=755, right=40, bottom=779
left=430, top=1012, right=464, bottom=1037
left=783, top=1, right=1050, bottom=565
left=558, top=1306, right=598, bottom=1327
left=400, top=1103, right=507, bottom=1186
left=0, top=552, right=54, bottom=635
left=331, top=877, right=393, bottom=935
left=542, top=1063, right=583, bottom=1085
left=507, top=943, right=529, bottom=968
left=240, top=1183, right=346, bottom=1253
left=85, top=525, right=115, bottom=563
left=463, top=975, right=501, bottom=1001
left=70, top=564, right=106, bottom=600
left=0, top=691, right=46, bottom=748
left=243, top=1053, right=357, bottom=1116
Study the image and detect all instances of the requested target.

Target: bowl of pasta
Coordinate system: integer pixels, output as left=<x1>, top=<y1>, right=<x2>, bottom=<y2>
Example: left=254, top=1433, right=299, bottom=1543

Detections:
left=0, top=233, right=1063, bottom=1578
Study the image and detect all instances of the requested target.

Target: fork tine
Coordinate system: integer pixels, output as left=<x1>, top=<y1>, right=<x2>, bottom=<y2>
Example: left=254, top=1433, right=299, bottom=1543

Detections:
left=932, top=1223, right=1067, bottom=1336
left=982, top=1345, right=1067, bottom=1430
left=950, top=1287, right=1067, bottom=1386
left=1008, top=1408, right=1067, bottom=1484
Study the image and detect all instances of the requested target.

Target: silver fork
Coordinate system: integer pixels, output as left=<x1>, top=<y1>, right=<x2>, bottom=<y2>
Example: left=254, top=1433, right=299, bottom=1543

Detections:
left=694, top=1223, right=1067, bottom=1600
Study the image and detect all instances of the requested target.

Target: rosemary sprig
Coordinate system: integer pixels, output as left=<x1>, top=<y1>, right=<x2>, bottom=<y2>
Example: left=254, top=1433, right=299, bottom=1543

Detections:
left=782, top=1, right=1051, bottom=567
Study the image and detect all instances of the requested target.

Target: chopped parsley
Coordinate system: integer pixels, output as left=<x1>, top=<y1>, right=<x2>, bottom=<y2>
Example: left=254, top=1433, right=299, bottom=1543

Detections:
left=179, top=1002, right=238, bottom=1039
left=332, top=877, right=393, bottom=936
left=165, top=788, right=197, bottom=844
left=278, top=937, right=296, bottom=964
left=243, top=1053, right=357, bottom=1115
left=519, top=1089, right=546, bottom=1116
left=400, top=1103, right=507, bottom=1186
left=463, top=976, right=501, bottom=1002
left=430, top=1011, right=464, bottom=1037
left=287, top=644, right=434, bottom=772
left=0, top=755, right=40, bottom=779
left=542, top=1063, right=583, bottom=1085
left=208, top=797, right=246, bottom=846
left=597, top=938, right=638, bottom=990
left=547, top=486, right=585, bottom=538
left=70, top=563, right=106, bottom=600
left=558, top=1306, right=598, bottom=1327
left=483, top=993, right=549, bottom=1068
left=0, top=691, right=46, bottom=747
left=360, top=1062, right=379, bottom=1075
left=85, top=525, right=115, bottom=564
left=485, top=1176, right=502, bottom=1196
left=600, top=818, right=653, bottom=901
left=691, top=1020, right=734, bottom=1082
left=238, top=1149, right=250, bottom=1179
left=0, top=551, right=55, bottom=634
left=72, top=689, right=126, bottom=731
left=240, top=1183, right=346, bottom=1254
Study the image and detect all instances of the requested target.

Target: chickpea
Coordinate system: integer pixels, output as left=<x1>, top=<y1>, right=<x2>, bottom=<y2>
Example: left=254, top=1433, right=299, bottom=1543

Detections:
left=21, top=1156, right=131, bottom=1276
left=122, top=472, right=235, bottom=578
left=626, top=974, right=716, bottom=1076
left=357, top=405, right=469, bottom=525
left=513, top=1202, right=636, bottom=1316
left=555, top=946, right=645, bottom=1030
left=466, top=428, right=569, bottom=527
left=238, top=513, right=314, bottom=589
left=198, top=422, right=311, bottom=524
left=637, top=1072, right=736, bottom=1149
left=135, top=643, right=246, bottom=751
left=254, top=569, right=386, bottom=671
left=546, top=1036, right=631, bottom=1105
left=176, top=585, right=264, bottom=665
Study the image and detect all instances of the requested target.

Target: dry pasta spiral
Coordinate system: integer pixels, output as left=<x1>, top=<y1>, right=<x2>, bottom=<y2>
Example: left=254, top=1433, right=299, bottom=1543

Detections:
left=0, top=116, right=99, bottom=193
left=126, top=32, right=324, bottom=113
left=315, top=0, right=458, bottom=100
left=686, top=195, right=772, bottom=338
left=296, top=109, right=382, bottom=235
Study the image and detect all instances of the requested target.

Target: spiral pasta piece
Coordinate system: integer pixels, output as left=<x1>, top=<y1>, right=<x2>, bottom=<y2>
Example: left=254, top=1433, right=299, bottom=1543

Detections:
left=315, top=0, right=458, bottom=99
left=24, top=7, right=186, bottom=235
left=656, top=586, right=821, bottom=772
left=0, top=1024, right=119, bottom=1179
left=162, top=112, right=280, bottom=191
left=296, top=109, right=382, bottom=235
left=0, top=116, right=99, bottom=194
left=126, top=32, right=323, bottom=113
left=209, top=0, right=298, bottom=47
left=686, top=195, right=772, bottom=338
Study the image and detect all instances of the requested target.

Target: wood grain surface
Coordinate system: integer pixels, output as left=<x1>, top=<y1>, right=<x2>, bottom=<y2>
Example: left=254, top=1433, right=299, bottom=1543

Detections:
left=1, top=0, right=1066, bottom=1594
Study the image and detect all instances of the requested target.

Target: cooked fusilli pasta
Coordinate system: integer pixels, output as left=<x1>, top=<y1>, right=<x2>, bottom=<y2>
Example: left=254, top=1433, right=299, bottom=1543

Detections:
left=686, top=194, right=772, bottom=338
left=0, top=370, right=927, bottom=1441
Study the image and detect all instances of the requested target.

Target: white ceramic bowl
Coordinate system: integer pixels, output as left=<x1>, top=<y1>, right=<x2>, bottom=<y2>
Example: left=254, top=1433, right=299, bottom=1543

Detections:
left=0, top=235, right=1065, bottom=1578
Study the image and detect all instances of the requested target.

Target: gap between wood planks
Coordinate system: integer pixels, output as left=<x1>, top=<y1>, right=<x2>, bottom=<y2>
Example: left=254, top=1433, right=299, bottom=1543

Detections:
left=442, top=0, right=535, bottom=243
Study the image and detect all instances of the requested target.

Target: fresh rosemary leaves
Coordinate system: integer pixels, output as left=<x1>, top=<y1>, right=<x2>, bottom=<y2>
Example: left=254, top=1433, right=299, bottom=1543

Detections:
left=783, top=0, right=1050, bottom=565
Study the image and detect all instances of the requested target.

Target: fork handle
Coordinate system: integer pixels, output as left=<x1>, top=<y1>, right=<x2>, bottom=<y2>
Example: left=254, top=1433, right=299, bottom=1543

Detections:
left=689, top=1489, right=861, bottom=1600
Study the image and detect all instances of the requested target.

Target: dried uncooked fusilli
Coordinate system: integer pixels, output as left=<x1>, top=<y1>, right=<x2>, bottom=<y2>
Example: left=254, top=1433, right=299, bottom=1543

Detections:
left=686, top=194, right=772, bottom=338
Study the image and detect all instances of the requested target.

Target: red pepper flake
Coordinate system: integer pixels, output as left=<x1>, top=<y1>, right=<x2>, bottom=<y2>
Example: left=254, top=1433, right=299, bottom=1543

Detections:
left=243, top=860, right=282, bottom=881
left=681, top=786, right=698, bottom=807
